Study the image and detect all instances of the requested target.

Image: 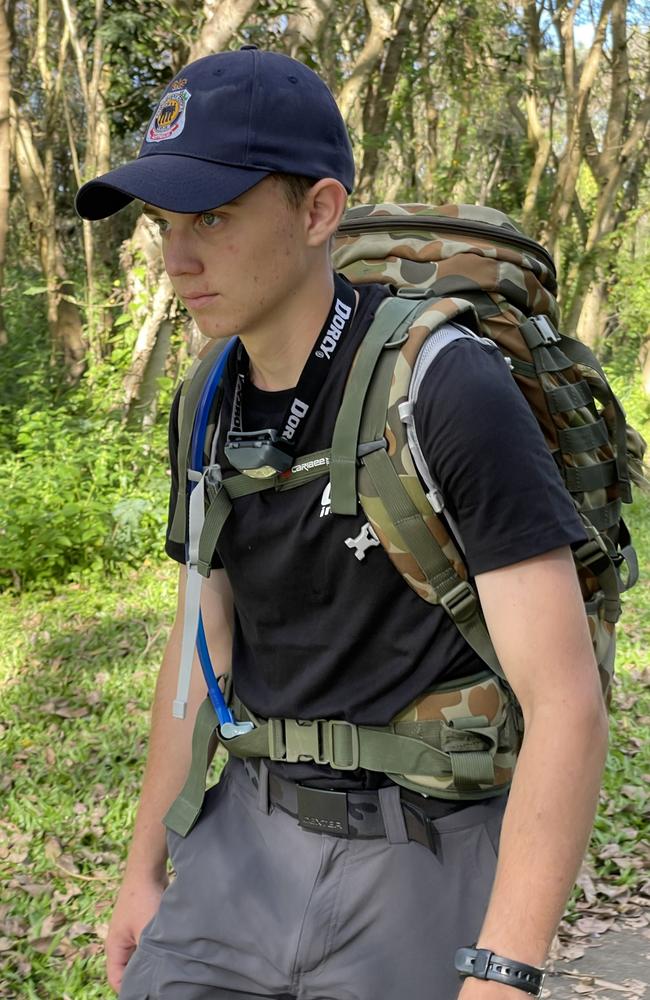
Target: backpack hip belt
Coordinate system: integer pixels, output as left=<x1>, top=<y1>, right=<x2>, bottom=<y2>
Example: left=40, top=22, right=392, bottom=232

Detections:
left=164, top=670, right=521, bottom=837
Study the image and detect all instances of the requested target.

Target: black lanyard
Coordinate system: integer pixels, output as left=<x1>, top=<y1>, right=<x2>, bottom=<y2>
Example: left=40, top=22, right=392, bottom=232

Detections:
left=225, top=274, right=357, bottom=476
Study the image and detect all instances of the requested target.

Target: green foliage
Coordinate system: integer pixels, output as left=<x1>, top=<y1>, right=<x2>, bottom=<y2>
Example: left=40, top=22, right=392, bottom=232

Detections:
left=0, top=407, right=170, bottom=591
left=0, top=274, right=176, bottom=592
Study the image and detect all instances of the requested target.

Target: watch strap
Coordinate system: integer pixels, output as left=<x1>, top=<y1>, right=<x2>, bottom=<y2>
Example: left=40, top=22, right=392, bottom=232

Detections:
left=455, top=947, right=545, bottom=996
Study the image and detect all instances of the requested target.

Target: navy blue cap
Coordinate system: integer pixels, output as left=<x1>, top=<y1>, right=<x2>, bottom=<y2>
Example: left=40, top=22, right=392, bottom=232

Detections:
left=75, top=48, right=355, bottom=220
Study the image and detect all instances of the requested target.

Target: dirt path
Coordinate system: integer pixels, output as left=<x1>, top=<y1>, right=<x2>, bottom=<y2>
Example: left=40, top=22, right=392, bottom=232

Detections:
left=545, top=929, right=649, bottom=998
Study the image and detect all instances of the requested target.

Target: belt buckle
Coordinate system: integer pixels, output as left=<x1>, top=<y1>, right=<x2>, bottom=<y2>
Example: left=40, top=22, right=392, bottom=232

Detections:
left=296, top=785, right=349, bottom=837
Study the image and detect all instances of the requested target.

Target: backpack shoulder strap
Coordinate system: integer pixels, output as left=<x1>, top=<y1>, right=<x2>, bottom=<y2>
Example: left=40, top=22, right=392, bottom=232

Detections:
left=168, top=338, right=232, bottom=547
left=348, top=297, right=506, bottom=680
left=399, top=323, right=492, bottom=520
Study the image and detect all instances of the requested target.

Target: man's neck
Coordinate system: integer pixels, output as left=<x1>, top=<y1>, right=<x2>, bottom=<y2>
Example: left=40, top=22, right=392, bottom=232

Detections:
left=240, top=272, right=357, bottom=392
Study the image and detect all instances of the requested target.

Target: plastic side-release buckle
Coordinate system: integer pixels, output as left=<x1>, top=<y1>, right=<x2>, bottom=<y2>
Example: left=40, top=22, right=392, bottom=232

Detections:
left=268, top=718, right=360, bottom=770
left=521, top=315, right=562, bottom=349
left=573, top=536, right=612, bottom=577
left=440, top=580, right=479, bottom=624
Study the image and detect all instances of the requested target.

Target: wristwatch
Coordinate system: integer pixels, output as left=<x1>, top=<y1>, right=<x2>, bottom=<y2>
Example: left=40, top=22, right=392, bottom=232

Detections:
left=455, top=946, right=545, bottom=996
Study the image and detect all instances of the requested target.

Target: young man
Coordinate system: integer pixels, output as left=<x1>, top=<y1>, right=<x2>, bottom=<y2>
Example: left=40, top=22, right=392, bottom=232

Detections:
left=76, top=47, right=608, bottom=1000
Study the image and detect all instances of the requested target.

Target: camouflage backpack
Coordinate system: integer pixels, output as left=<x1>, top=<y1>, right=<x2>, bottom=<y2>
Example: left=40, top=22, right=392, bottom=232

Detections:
left=164, top=202, right=644, bottom=838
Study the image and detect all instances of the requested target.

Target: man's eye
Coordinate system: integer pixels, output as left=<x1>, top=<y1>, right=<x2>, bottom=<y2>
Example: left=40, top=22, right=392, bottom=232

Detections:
left=152, top=218, right=169, bottom=235
left=200, top=212, right=221, bottom=228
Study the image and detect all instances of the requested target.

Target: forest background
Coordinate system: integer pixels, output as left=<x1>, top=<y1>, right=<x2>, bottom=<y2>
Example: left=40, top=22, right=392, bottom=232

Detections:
left=0, top=1, right=649, bottom=997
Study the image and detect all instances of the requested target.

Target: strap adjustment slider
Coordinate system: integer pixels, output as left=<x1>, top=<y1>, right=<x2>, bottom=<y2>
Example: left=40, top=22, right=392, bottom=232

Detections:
left=440, top=581, right=479, bottom=624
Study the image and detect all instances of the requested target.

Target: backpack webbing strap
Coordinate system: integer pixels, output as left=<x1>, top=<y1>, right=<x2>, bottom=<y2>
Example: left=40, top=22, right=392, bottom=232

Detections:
left=197, top=485, right=233, bottom=577
left=330, top=296, right=426, bottom=516
left=169, top=340, right=230, bottom=547
left=195, top=452, right=332, bottom=576
left=557, top=335, right=632, bottom=503
left=546, top=380, right=593, bottom=414
left=572, top=524, right=622, bottom=624
left=564, top=460, right=618, bottom=493
left=222, top=699, right=497, bottom=785
left=361, top=447, right=505, bottom=680
left=164, top=697, right=220, bottom=837
left=164, top=692, right=505, bottom=837
left=584, top=500, right=621, bottom=533
left=558, top=419, right=609, bottom=453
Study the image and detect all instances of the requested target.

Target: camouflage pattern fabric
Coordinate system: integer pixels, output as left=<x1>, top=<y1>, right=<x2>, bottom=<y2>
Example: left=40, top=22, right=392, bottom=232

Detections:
left=389, top=672, right=521, bottom=798
left=333, top=202, right=642, bottom=716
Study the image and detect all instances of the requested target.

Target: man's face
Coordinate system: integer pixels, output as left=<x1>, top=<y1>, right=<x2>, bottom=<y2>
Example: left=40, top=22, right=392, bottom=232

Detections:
left=143, top=177, right=310, bottom=340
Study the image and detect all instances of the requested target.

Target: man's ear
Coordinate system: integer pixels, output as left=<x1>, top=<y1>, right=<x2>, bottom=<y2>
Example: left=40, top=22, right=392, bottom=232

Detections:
left=303, top=178, right=348, bottom=248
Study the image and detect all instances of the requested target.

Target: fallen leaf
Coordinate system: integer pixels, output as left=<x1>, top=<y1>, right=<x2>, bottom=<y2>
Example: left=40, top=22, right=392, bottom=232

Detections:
left=43, top=837, right=62, bottom=861
left=66, top=921, right=95, bottom=939
left=0, top=939, right=12, bottom=952
left=573, top=916, right=616, bottom=936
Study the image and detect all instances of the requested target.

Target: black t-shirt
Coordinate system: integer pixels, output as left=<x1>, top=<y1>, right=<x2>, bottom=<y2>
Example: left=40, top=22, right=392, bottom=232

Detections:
left=166, top=283, right=586, bottom=788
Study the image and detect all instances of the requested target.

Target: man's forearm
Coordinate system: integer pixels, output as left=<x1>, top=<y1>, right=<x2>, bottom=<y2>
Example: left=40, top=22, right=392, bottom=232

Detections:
left=474, top=697, right=608, bottom=967
left=122, top=624, right=208, bottom=883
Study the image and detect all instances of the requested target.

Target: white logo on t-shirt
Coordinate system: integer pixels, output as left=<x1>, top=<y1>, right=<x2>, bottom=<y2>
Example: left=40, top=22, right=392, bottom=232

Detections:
left=320, top=482, right=331, bottom=518
left=345, top=522, right=381, bottom=561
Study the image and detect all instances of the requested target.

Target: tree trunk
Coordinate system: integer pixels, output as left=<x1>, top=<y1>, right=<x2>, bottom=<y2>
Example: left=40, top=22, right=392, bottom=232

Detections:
left=544, top=0, right=615, bottom=258
left=640, top=336, right=650, bottom=399
left=11, top=99, right=86, bottom=379
left=574, top=279, right=608, bottom=349
left=356, top=0, right=414, bottom=200
left=0, top=3, right=10, bottom=346
left=285, top=0, right=335, bottom=60
left=189, top=0, right=258, bottom=58
left=521, top=0, right=551, bottom=232
left=123, top=274, right=176, bottom=419
left=336, top=0, right=395, bottom=124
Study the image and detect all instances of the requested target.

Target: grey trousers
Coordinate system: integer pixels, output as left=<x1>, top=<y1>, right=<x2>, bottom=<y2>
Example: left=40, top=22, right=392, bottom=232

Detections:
left=120, top=758, right=505, bottom=1000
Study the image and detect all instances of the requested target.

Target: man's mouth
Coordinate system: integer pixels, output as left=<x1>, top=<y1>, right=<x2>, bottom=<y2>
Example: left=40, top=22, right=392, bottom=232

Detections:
left=182, top=293, right=219, bottom=310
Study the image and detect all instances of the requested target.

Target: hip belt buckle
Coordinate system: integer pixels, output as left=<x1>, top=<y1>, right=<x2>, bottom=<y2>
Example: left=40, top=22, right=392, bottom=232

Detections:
left=296, top=785, right=350, bottom=837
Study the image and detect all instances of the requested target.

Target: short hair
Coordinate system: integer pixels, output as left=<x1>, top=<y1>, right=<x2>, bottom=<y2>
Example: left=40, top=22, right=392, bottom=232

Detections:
left=271, top=172, right=316, bottom=210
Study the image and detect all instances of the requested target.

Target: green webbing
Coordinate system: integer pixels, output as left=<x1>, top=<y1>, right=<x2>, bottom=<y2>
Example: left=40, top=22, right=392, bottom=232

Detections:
left=546, top=380, right=593, bottom=414
left=166, top=693, right=504, bottom=837
left=529, top=345, right=573, bottom=374
left=196, top=452, right=331, bottom=576
left=197, top=487, right=233, bottom=577
left=559, top=335, right=632, bottom=503
left=362, top=447, right=505, bottom=679
left=450, top=751, right=495, bottom=788
left=169, top=341, right=229, bottom=546
left=558, top=418, right=609, bottom=454
left=565, top=460, right=618, bottom=493
left=584, top=500, right=621, bottom=533
left=330, top=297, right=425, bottom=516
left=222, top=708, right=496, bottom=781
left=164, top=697, right=219, bottom=837
left=573, top=532, right=621, bottom=624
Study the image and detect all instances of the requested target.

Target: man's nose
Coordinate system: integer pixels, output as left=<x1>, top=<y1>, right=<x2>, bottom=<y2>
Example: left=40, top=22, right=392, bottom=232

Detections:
left=163, top=231, right=203, bottom=277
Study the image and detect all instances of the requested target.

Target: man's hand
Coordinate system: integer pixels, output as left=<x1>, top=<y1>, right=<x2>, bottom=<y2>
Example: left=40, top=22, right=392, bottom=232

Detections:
left=106, top=871, right=168, bottom=994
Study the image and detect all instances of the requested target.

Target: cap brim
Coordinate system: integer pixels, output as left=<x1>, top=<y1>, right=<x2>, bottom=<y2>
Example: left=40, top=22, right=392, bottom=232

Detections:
left=75, top=155, right=272, bottom=220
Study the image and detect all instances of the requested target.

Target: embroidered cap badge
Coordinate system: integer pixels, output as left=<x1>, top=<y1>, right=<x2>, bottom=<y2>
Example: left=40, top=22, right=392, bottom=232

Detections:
left=146, top=79, right=192, bottom=144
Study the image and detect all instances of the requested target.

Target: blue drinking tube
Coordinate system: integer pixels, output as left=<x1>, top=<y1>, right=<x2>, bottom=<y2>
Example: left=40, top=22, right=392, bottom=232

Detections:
left=187, top=338, right=246, bottom=734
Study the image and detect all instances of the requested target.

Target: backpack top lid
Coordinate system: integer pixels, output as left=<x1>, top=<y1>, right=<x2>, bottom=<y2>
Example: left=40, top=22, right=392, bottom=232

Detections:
left=334, top=202, right=558, bottom=322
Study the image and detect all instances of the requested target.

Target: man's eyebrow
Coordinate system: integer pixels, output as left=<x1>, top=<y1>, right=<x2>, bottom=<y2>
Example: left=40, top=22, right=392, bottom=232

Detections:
left=142, top=204, right=163, bottom=218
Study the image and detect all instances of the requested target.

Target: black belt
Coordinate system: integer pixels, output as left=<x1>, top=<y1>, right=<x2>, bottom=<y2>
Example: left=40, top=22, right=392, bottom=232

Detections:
left=244, top=760, right=468, bottom=854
